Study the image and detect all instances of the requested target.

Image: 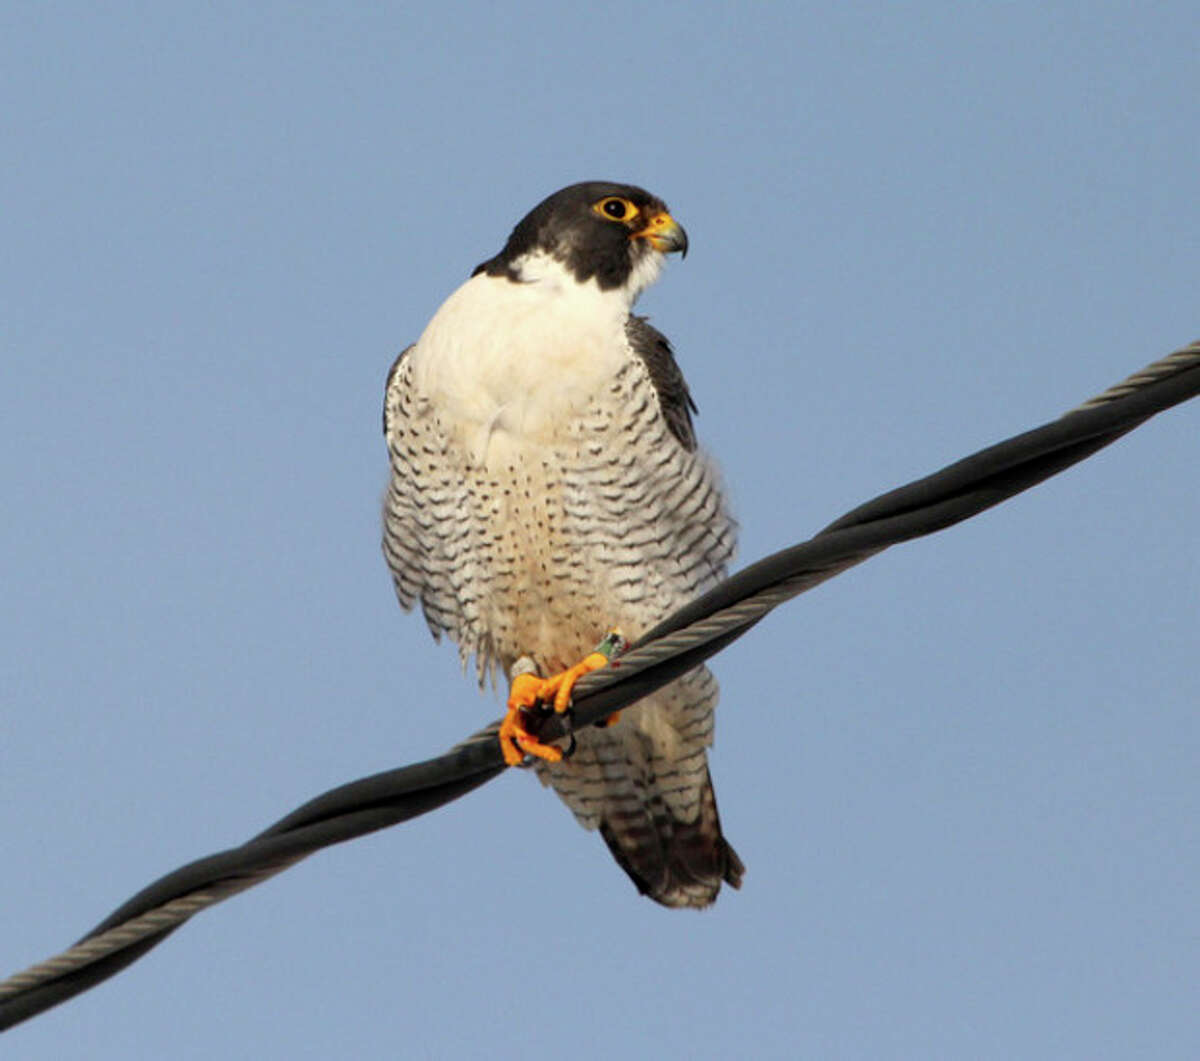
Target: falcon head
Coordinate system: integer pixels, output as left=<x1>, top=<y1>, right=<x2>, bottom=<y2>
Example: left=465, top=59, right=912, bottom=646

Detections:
left=473, top=181, right=688, bottom=298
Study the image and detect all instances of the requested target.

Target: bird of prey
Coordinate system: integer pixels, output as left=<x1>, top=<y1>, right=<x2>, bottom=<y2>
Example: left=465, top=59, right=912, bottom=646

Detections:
left=382, top=181, right=743, bottom=907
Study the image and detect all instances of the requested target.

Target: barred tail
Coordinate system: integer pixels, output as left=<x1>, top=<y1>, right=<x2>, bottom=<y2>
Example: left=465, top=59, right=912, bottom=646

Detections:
left=597, top=767, right=744, bottom=909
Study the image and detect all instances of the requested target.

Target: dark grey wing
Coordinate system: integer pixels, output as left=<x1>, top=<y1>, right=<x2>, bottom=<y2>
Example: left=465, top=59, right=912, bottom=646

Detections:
left=381, top=342, right=462, bottom=641
left=625, top=316, right=698, bottom=452
left=381, top=343, right=429, bottom=623
left=382, top=345, right=413, bottom=437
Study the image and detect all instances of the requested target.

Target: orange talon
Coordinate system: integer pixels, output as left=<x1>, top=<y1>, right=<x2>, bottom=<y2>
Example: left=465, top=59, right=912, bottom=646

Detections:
left=500, top=651, right=611, bottom=765
left=540, top=651, right=610, bottom=714
left=498, top=701, right=562, bottom=766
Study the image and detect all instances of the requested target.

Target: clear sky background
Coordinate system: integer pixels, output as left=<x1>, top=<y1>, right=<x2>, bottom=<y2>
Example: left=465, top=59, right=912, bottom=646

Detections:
left=3, top=4, right=1198, bottom=1058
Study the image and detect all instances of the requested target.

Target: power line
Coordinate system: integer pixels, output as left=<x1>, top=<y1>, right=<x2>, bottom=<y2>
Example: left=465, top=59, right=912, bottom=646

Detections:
left=2, top=339, right=1197, bottom=1032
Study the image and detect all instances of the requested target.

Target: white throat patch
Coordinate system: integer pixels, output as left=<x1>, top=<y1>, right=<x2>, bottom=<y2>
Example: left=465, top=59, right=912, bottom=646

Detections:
left=509, top=247, right=665, bottom=306
left=408, top=249, right=666, bottom=464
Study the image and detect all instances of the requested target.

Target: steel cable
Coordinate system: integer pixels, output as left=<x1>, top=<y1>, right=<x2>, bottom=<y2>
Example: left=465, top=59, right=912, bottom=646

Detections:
left=2, top=339, right=1197, bottom=1032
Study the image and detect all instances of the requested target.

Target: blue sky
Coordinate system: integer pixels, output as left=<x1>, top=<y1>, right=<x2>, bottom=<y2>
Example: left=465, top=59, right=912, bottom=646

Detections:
left=3, top=3, right=1198, bottom=1058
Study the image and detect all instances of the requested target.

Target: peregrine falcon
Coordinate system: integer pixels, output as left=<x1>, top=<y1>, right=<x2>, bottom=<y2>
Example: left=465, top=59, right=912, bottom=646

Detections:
left=382, top=182, right=743, bottom=907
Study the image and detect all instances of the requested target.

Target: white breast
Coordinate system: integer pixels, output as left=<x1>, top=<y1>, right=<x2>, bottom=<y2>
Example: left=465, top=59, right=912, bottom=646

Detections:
left=408, top=253, right=643, bottom=461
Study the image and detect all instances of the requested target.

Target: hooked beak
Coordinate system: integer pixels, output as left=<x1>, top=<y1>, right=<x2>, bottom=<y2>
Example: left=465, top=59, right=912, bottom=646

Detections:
left=631, top=211, right=688, bottom=257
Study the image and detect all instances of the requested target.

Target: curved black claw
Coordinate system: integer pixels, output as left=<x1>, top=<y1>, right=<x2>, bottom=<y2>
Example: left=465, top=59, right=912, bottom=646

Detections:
left=560, top=708, right=577, bottom=760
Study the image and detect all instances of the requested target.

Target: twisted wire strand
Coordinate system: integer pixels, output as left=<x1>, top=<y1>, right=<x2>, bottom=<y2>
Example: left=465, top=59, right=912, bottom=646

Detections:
left=0, top=858, right=302, bottom=996
left=570, top=563, right=869, bottom=706
left=1071, top=342, right=1200, bottom=411
left=564, top=339, right=1200, bottom=722
left=2, top=339, right=1197, bottom=1031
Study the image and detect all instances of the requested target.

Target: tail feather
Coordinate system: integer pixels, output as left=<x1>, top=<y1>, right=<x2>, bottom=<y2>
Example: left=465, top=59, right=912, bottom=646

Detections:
left=598, top=768, right=743, bottom=909
left=535, top=670, right=742, bottom=908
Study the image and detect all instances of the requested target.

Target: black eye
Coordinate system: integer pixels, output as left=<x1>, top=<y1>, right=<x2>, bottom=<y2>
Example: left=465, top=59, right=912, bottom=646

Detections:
left=592, top=196, right=639, bottom=224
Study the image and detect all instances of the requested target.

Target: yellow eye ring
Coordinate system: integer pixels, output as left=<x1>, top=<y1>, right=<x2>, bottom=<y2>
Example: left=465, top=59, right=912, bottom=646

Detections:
left=593, top=196, right=638, bottom=222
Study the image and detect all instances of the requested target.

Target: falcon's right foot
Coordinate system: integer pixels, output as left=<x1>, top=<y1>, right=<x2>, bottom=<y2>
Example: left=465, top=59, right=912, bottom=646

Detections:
left=499, top=633, right=633, bottom=765
left=499, top=675, right=570, bottom=766
left=499, top=653, right=610, bottom=766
